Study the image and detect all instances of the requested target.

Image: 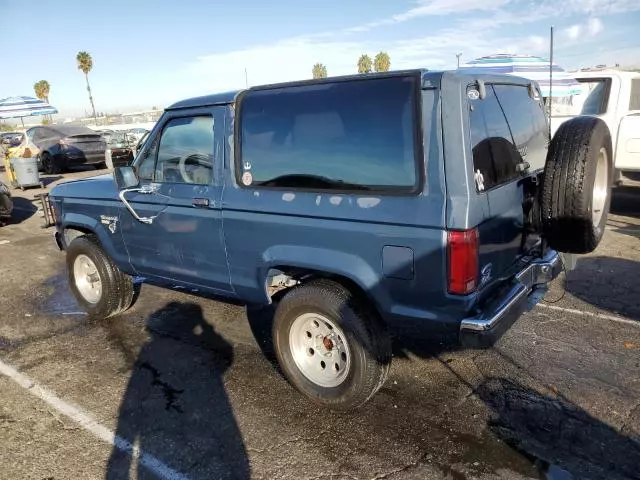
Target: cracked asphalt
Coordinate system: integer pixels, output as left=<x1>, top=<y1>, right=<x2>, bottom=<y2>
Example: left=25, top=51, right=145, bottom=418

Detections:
left=0, top=168, right=639, bottom=480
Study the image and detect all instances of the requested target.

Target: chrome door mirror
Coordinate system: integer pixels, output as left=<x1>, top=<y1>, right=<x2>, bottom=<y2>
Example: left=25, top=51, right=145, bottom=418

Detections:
left=114, top=166, right=139, bottom=190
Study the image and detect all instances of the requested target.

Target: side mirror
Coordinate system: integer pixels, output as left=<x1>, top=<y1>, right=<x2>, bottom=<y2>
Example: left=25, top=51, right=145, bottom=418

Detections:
left=114, top=166, right=139, bottom=190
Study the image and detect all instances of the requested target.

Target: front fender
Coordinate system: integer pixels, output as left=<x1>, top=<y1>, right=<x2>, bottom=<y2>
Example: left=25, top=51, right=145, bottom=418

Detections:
left=61, top=212, right=132, bottom=274
left=257, top=245, right=391, bottom=312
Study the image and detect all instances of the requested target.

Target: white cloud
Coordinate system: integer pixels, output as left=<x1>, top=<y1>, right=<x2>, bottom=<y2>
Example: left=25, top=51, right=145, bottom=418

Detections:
left=588, top=17, right=604, bottom=35
left=334, top=0, right=513, bottom=35
left=565, top=24, right=582, bottom=40
left=563, top=18, right=604, bottom=41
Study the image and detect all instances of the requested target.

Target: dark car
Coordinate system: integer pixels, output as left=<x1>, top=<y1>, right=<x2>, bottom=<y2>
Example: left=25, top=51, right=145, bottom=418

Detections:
left=25, top=125, right=107, bottom=174
left=50, top=70, right=612, bottom=410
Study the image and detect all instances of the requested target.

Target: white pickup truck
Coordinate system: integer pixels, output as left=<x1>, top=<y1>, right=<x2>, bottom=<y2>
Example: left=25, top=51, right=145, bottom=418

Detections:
left=550, top=70, right=640, bottom=184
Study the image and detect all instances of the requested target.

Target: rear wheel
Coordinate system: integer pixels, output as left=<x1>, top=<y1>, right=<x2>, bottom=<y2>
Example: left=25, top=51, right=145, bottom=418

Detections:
left=41, top=152, right=60, bottom=175
left=66, top=235, right=135, bottom=319
left=273, top=279, right=391, bottom=410
left=541, top=116, right=613, bottom=254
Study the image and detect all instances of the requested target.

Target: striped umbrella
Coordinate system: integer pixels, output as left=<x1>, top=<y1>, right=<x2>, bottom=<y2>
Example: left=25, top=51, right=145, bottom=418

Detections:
left=461, top=54, right=582, bottom=97
left=0, top=96, right=58, bottom=126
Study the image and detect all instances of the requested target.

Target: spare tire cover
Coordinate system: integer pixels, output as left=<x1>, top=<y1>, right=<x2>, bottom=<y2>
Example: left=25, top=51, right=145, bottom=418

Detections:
left=541, top=116, right=612, bottom=254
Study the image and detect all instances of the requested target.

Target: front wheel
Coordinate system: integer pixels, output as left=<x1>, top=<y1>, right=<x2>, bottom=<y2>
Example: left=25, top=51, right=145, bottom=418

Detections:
left=66, top=235, right=135, bottom=319
left=273, top=279, right=391, bottom=410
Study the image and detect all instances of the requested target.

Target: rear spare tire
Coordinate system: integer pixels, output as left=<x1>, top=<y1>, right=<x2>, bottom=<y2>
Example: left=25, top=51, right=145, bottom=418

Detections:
left=541, top=116, right=612, bottom=254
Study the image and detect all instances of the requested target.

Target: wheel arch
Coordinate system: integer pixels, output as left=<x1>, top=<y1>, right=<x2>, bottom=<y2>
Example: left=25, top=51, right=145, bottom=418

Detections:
left=259, top=246, right=390, bottom=319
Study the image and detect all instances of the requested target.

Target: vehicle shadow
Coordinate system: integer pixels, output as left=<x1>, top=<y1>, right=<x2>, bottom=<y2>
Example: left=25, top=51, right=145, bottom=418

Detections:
left=8, top=196, right=38, bottom=224
left=105, top=301, right=250, bottom=480
left=476, top=377, right=640, bottom=480
left=564, top=256, right=640, bottom=321
left=39, top=174, right=63, bottom=187
left=610, top=186, right=640, bottom=218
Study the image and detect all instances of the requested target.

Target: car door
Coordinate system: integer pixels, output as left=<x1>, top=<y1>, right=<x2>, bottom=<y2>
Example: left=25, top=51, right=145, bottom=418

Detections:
left=118, top=107, right=233, bottom=293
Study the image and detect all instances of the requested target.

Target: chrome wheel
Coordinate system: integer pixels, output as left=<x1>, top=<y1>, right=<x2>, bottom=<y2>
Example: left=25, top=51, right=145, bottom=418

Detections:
left=592, top=147, right=609, bottom=226
left=289, top=312, right=351, bottom=388
left=73, top=254, right=102, bottom=304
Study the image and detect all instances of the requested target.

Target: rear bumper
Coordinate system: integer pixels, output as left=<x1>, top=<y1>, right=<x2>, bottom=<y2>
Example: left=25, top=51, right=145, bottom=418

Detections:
left=460, top=249, right=562, bottom=347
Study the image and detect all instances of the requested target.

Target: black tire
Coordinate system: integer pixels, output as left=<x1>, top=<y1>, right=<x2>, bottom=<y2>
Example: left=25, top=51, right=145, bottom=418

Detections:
left=66, top=235, right=135, bottom=319
left=273, top=279, right=391, bottom=410
left=41, top=152, right=60, bottom=175
left=541, top=116, right=613, bottom=254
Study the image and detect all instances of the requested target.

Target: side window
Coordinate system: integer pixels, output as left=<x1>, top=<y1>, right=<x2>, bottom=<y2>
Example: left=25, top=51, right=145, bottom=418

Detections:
left=468, top=84, right=521, bottom=191
left=238, top=76, right=418, bottom=191
left=493, top=84, right=549, bottom=171
left=629, top=79, right=640, bottom=111
left=136, top=116, right=214, bottom=184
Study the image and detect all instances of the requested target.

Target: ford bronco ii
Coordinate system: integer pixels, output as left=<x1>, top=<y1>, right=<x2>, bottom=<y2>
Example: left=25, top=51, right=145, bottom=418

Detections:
left=50, top=70, right=612, bottom=409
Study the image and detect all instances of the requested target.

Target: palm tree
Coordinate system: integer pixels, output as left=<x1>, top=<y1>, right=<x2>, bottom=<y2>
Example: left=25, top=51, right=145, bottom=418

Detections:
left=312, top=63, right=328, bottom=79
left=357, top=54, right=373, bottom=74
left=374, top=51, right=391, bottom=72
left=76, top=51, right=97, bottom=122
left=34, top=80, right=52, bottom=121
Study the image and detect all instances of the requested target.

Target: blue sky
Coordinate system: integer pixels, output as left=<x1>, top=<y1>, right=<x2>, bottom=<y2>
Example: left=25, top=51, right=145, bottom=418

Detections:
left=2, top=0, right=639, bottom=117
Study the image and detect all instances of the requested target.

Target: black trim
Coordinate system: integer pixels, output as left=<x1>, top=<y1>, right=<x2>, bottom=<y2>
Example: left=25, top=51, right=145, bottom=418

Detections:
left=232, top=72, right=425, bottom=196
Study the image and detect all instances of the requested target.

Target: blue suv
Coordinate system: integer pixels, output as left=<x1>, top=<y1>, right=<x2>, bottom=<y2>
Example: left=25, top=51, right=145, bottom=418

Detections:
left=50, top=70, right=612, bottom=409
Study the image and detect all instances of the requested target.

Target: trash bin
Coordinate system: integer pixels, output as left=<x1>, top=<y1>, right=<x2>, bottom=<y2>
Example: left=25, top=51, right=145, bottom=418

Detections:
left=10, top=156, right=44, bottom=190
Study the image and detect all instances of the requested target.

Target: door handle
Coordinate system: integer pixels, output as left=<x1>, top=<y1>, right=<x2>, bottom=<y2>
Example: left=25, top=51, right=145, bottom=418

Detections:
left=192, top=198, right=210, bottom=208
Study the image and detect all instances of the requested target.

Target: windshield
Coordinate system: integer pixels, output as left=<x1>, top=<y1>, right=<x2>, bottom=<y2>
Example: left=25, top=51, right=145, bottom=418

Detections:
left=550, top=78, right=610, bottom=117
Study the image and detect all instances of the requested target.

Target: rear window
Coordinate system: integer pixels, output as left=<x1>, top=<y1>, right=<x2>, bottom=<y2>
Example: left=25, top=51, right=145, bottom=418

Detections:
left=468, top=84, right=522, bottom=191
left=493, top=84, right=548, bottom=171
left=237, top=75, right=419, bottom=192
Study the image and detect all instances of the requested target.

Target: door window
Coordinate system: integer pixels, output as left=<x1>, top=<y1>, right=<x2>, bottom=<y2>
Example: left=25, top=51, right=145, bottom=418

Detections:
left=135, top=116, right=214, bottom=184
left=468, top=84, right=521, bottom=191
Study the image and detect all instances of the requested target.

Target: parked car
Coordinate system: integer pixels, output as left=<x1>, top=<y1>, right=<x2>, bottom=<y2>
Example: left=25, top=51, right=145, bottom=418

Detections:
left=550, top=69, right=640, bottom=185
left=104, top=130, right=134, bottom=168
left=0, top=180, right=12, bottom=224
left=22, top=125, right=107, bottom=174
left=131, top=130, right=150, bottom=158
left=49, top=70, right=611, bottom=410
left=126, top=127, right=149, bottom=144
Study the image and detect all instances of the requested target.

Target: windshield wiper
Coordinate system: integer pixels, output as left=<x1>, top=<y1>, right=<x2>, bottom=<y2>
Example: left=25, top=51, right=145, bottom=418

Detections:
left=258, top=174, right=371, bottom=191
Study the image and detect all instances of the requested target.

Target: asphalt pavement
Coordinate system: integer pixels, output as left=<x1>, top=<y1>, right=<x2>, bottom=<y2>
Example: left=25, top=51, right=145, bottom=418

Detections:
left=0, top=168, right=638, bottom=480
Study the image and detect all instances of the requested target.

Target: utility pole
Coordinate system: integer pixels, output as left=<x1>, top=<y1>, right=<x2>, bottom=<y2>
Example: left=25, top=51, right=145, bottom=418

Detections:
left=456, top=53, right=462, bottom=69
left=244, top=68, right=249, bottom=88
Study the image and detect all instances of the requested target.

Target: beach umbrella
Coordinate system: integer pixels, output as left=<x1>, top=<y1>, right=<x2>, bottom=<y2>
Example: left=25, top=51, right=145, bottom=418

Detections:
left=461, top=54, right=582, bottom=97
left=0, top=96, right=58, bottom=127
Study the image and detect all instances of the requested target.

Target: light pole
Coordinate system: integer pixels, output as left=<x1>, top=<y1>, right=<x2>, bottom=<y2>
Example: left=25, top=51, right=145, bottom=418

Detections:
left=456, top=53, right=462, bottom=69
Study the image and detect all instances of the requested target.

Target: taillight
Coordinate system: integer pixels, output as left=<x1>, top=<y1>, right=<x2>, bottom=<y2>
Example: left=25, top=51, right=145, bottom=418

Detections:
left=447, top=228, right=479, bottom=295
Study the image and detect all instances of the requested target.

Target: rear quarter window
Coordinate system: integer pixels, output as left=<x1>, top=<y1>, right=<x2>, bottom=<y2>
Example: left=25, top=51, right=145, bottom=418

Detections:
left=630, top=79, right=640, bottom=110
left=237, top=75, right=420, bottom=192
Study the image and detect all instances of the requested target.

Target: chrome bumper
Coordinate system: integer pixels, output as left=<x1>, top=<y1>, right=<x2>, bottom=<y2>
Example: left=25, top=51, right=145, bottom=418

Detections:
left=460, top=250, right=562, bottom=345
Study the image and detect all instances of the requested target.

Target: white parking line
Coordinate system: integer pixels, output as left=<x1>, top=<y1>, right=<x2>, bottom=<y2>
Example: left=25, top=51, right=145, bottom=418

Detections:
left=0, top=359, right=191, bottom=480
left=537, top=303, right=640, bottom=327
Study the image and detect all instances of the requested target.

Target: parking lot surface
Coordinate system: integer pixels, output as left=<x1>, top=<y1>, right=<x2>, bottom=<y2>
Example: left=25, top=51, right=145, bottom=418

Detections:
left=1, top=168, right=639, bottom=480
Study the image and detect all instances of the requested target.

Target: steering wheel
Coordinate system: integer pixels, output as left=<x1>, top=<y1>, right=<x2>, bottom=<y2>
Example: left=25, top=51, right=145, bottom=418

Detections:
left=178, top=153, right=207, bottom=184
